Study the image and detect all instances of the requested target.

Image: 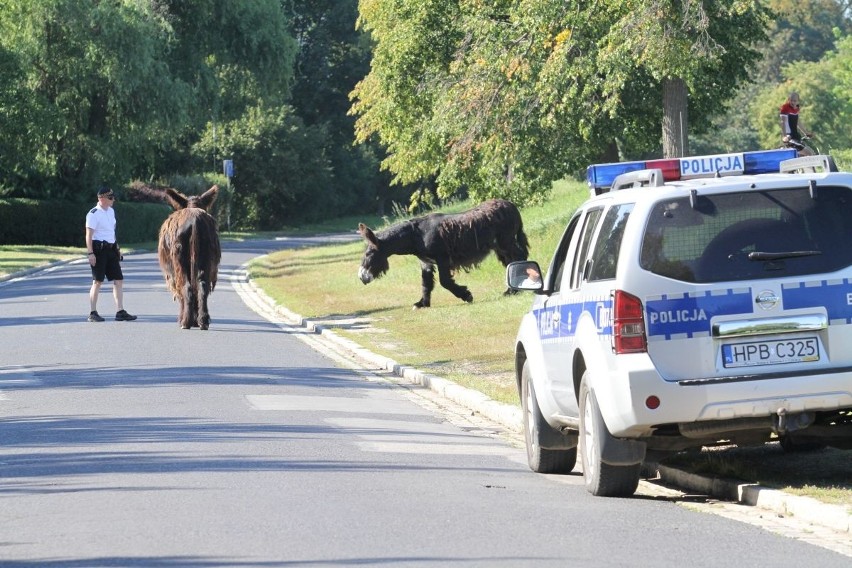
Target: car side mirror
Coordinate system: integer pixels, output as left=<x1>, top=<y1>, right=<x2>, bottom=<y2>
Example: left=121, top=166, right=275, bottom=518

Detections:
left=507, top=260, right=544, bottom=292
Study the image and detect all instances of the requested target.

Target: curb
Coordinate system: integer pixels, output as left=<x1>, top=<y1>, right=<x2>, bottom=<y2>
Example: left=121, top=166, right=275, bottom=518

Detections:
left=0, top=258, right=76, bottom=283
left=241, top=273, right=849, bottom=536
left=652, top=464, right=850, bottom=534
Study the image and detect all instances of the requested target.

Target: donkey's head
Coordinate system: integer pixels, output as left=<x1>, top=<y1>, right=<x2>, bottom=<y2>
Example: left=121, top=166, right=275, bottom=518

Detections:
left=164, top=185, right=219, bottom=212
left=358, top=223, right=389, bottom=284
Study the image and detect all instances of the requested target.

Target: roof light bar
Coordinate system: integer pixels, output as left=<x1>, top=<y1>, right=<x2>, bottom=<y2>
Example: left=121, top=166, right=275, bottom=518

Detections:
left=586, top=148, right=797, bottom=192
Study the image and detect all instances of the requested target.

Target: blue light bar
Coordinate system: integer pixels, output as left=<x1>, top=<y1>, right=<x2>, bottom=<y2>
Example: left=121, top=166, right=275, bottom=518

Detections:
left=586, top=160, right=646, bottom=190
left=587, top=148, right=798, bottom=191
left=744, top=149, right=797, bottom=174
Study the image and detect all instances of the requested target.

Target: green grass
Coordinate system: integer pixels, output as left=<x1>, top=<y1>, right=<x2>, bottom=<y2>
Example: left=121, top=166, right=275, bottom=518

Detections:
left=0, top=245, right=83, bottom=277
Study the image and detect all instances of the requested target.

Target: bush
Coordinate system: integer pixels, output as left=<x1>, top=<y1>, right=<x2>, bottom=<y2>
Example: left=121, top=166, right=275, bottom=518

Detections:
left=0, top=198, right=170, bottom=246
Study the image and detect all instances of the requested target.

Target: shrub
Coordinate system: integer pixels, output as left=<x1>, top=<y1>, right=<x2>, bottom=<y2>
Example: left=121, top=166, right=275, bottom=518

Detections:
left=0, top=198, right=170, bottom=246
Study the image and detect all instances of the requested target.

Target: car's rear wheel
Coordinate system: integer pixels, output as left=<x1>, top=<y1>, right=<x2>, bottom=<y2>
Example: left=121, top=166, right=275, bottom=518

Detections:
left=579, top=372, right=640, bottom=497
left=521, top=361, right=577, bottom=474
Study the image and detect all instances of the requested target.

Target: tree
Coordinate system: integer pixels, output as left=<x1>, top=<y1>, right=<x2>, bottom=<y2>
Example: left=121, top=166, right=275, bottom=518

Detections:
left=0, top=0, right=187, bottom=197
left=754, top=0, right=852, bottom=85
left=351, top=0, right=771, bottom=205
left=692, top=0, right=852, bottom=155
left=289, top=0, right=388, bottom=214
left=0, top=0, right=300, bottom=203
left=752, top=34, right=852, bottom=152
left=194, top=104, right=334, bottom=229
left=596, top=1, right=769, bottom=158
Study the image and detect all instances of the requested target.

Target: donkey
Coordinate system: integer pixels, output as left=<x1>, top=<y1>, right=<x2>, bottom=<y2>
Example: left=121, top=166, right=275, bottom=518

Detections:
left=358, top=198, right=529, bottom=308
left=158, top=185, right=221, bottom=330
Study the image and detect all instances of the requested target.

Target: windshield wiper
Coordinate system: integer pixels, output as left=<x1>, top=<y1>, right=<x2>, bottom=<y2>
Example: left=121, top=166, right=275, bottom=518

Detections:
left=748, top=250, right=822, bottom=261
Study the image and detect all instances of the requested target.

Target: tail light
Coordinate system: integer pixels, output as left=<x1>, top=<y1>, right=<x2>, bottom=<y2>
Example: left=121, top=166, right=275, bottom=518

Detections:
left=613, top=290, right=647, bottom=354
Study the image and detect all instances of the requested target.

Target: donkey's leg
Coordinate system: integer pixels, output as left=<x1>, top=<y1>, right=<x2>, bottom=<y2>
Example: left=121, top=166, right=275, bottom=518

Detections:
left=198, top=277, right=211, bottom=330
left=414, top=261, right=435, bottom=308
left=187, top=281, right=199, bottom=328
left=179, top=282, right=192, bottom=329
left=437, top=261, right=473, bottom=304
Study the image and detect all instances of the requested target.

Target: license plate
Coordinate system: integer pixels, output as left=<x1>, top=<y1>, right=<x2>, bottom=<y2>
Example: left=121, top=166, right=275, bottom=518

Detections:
left=721, top=337, right=820, bottom=368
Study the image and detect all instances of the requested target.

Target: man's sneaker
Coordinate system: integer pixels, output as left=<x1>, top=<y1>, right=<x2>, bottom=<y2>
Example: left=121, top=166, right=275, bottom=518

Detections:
left=88, top=311, right=105, bottom=322
left=115, top=310, right=137, bottom=321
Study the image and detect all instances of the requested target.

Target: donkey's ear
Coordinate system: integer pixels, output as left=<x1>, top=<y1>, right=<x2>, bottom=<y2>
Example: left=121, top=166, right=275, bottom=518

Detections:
left=197, top=185, right=219, bottom=210
left=358, top=223, right=379, bottom=247
left=163, top=188, right=188, bottom=211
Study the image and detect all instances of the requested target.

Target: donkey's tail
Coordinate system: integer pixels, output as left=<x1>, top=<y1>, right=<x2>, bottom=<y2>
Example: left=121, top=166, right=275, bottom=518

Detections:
left=189, top=218, right=201, bottom=287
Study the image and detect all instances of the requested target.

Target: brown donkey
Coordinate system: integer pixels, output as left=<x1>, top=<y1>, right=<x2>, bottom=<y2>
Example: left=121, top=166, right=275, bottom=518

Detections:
left=158, top=185, right=221, bottom=329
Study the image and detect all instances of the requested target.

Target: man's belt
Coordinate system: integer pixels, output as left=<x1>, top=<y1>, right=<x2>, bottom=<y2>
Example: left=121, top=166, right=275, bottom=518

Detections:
left=92, top=240, right=117, bottom=251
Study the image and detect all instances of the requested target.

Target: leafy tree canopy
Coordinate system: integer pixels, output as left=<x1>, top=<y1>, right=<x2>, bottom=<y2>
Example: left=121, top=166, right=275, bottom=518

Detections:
left=0, top=0, right=298, bottom=199
left=352, top=0, right=770, bottom=205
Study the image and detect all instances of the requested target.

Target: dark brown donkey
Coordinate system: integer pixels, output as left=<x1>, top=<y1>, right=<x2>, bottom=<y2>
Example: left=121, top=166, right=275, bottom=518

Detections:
left=358, top=199, right=529, bottom=308
left=158, top=185, right=221, bottom=330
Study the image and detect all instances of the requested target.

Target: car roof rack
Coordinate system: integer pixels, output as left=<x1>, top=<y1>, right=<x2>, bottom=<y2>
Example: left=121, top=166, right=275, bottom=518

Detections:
left=779, top=154, right=838, bottom=174
left=610, top=168, right=665, bottom=191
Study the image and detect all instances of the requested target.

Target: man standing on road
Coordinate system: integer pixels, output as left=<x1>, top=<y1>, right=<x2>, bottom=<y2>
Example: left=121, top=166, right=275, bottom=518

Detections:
left=85, top=186, right=137, bottom=322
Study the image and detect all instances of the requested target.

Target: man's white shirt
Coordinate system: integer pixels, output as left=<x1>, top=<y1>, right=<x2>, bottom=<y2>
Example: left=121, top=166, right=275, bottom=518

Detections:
left=86, top=204, right=116, bottom=243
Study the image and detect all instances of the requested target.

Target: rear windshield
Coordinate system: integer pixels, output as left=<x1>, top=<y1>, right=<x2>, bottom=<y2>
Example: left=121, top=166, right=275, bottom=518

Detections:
left=640, top=185, right=852, bottom=283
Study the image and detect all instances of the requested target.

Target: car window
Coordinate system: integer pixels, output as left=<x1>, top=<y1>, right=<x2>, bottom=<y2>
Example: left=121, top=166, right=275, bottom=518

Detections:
left=587, top=203, right=634, bottom=281
left=545, top=213, right=580, bottom=294
left=640, top=185, right=852, bottom=283
left=570, top=207, right=603, bottom=289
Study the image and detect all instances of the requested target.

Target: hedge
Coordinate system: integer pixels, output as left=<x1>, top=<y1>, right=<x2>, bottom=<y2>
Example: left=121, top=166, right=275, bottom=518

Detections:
left=0, top=198, right=171, bottom=247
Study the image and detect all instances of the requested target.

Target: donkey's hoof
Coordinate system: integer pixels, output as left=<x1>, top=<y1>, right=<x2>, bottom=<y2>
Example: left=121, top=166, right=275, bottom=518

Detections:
left=461, top=291, right=474, bottom=303
left=413, top=299, right=430, bottom=309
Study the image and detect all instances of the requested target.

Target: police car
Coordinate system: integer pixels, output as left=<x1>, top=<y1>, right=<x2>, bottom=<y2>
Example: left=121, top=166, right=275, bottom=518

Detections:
left=507, top=149, right=852, bottom=497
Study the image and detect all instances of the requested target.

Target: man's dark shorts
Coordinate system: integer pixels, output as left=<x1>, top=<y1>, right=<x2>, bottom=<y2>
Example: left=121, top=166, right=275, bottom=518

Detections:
left=90, top=241, right=123, bottom=282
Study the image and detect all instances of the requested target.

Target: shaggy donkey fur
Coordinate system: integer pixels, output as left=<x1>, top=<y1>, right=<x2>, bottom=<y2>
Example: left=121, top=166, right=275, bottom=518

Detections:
left=358, top=198, right=529, bottom=308
left=158, top=185, right=221, bottom=329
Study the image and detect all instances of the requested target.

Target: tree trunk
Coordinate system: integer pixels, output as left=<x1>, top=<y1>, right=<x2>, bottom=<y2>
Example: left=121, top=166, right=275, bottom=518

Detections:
left=662, top=77, right=689, bottom=158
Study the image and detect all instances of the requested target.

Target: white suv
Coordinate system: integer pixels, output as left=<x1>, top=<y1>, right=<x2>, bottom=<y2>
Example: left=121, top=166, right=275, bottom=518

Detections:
left=508, top=149, right=852, bottom=497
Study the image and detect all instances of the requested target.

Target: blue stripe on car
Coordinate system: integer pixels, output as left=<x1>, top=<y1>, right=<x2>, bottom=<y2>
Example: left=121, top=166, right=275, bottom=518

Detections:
left=783, top=279, right=852, bottom=323
left=645, top=289, right=753, bottom=339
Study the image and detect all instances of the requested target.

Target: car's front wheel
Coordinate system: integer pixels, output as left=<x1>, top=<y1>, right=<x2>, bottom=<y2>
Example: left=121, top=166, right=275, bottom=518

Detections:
left=521, top=360, right=577, bottom=474
left=579, top=372, right=640, bottom=497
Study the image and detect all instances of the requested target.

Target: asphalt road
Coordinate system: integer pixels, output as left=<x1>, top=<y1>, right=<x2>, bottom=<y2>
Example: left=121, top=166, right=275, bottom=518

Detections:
left=0, top=239, right=849, bottom=567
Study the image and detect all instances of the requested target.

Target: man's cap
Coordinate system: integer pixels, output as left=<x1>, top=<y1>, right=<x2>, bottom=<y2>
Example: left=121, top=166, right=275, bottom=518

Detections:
left=97, top=186, right=112, bottom=195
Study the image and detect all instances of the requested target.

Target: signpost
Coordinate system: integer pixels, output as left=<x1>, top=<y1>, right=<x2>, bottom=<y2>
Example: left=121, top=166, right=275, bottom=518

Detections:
left=223, top=159, right=234, bottom=231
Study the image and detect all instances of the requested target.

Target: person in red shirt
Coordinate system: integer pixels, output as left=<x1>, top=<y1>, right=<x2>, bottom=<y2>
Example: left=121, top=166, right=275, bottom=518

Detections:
left=779, top=92, right=813, bottom=155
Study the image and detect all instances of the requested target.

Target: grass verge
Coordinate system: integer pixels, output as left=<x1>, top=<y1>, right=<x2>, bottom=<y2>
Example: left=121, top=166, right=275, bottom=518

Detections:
left=0, top=245, right=83, bottom=277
